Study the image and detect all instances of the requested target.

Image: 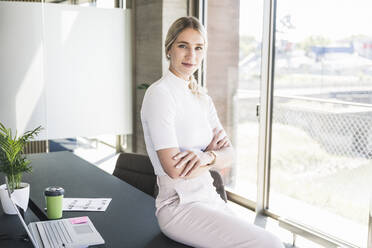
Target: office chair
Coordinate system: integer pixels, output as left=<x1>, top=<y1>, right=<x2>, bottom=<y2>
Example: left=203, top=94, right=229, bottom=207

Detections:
left=113, top=152, right=228, bottom=202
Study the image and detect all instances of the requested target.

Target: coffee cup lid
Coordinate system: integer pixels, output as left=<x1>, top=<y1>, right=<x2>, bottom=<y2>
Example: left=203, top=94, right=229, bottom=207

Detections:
left=44, top=186, right=64, bottom=196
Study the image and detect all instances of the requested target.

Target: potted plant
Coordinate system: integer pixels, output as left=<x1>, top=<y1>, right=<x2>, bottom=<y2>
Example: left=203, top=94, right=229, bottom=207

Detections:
left=0, top=122, right=42, bottom=214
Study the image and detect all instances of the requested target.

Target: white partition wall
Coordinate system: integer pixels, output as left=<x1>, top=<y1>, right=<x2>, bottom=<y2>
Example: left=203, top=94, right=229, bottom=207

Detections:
left=0, top=2, right=46, bottom=138
left=0, top=2, right=132, bottom=140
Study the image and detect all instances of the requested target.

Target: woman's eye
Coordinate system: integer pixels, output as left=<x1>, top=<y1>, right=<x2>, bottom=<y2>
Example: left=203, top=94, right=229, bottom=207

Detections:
left=195, top=46, right=203, bottom=51
left=178, top=44, right=187, bottom=48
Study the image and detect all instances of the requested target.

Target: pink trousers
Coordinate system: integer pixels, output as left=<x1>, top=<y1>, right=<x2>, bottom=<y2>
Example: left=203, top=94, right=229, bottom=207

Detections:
left=155, top=172, right=284, bottom=248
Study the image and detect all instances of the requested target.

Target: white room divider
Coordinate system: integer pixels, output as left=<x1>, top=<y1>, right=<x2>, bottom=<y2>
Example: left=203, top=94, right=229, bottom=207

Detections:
left=0, top=2, right=132, bottom=140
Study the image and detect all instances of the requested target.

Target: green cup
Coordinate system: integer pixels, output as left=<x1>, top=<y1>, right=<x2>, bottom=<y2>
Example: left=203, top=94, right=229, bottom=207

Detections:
left=44, top=186, right=64, bottom=219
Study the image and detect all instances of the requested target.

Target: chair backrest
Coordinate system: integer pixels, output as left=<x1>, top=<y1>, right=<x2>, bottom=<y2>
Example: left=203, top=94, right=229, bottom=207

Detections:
left=113, top=152, right=157, bottom=197
left=209, top=169, right=228, bottom=203
left=113, top=153, right=227, bottom=202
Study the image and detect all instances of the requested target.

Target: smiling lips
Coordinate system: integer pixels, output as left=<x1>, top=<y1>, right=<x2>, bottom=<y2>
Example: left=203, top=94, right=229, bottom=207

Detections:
left=182, top=62, right=195, bottom=68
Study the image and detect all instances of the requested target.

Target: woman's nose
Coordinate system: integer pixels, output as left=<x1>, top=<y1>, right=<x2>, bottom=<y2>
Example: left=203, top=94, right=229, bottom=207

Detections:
left=186, top=48, right=196, bottom=58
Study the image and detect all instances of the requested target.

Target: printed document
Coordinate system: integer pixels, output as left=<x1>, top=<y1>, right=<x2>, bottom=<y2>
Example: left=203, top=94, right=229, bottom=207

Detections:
left=63, top=198, right=112, bottom=211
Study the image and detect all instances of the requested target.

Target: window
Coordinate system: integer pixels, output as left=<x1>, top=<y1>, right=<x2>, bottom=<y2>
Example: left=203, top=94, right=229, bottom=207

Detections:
left=206, top=0, right=372, bottom=245
left=269, top=0, right=372, bottom=246
left=206, top=0, right=264, bottom=204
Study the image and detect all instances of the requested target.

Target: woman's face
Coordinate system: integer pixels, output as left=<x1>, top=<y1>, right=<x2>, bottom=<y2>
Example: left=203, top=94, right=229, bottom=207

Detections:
left=168, top=28, right=205, bottom=80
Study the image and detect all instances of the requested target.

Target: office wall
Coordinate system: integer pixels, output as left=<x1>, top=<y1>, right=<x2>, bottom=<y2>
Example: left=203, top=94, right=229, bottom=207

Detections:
left=206, top=0, right=240, bottom=142
left=133, top=0, right=187, bottom=153
left=0, top=2, right=132, bottom=140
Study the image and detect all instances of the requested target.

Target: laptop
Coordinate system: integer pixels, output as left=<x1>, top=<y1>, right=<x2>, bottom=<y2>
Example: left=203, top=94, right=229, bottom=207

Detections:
left=5, top=177, right=105, bottom=248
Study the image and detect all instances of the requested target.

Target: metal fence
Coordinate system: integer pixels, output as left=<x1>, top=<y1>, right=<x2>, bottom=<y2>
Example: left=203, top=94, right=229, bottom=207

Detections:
left=273, top=95, right=372, bottom=159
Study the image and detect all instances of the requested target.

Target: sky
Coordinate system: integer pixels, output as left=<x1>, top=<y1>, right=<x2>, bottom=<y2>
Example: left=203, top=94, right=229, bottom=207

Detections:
left=240, top=0, right=372, bottom=42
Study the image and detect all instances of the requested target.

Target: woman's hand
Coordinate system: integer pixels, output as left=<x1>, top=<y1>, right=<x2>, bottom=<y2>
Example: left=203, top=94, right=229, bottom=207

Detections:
left=173, top=150, right=213, bottom=177
left=167, top=129, right=231, bottom=178
left=173, top=150, right=200, bottom=177
left=204, top=128, right=230, bottom=152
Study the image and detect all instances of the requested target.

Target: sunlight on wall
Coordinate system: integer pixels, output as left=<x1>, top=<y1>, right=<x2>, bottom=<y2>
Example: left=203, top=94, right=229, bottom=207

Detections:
left=15, top=46, right=45, bottom=135
left=61, top=11, right=79, bottom=44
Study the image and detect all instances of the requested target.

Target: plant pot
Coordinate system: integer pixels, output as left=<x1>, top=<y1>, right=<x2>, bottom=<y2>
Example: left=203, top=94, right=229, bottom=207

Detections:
left=0, top=182, right=30, bottom=215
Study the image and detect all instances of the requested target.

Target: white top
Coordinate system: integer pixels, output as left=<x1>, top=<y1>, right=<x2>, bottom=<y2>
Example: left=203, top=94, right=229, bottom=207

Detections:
left=141, top=70, right=225, bottom=176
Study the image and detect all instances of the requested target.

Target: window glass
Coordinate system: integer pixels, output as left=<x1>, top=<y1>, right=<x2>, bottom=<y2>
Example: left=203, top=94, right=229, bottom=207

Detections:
left=206, top=1, right=263, bottom=202
left=231, top=0, right=264, bottom=201
left=270, top=0, right=372, bottom=245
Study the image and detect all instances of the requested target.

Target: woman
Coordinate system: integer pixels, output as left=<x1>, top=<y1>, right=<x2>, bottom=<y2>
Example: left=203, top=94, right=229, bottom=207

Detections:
left=141, top=16, right=283, bottom=248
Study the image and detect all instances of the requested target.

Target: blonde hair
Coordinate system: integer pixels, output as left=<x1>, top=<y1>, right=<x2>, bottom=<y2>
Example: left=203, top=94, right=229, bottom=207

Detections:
left=165, top=16, right=207, bottom=96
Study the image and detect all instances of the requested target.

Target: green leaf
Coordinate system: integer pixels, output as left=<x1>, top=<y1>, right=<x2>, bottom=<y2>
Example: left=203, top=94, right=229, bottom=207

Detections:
left=0, top=122, right=42, bottom=182
left=137, top=83, right=150, bottom=90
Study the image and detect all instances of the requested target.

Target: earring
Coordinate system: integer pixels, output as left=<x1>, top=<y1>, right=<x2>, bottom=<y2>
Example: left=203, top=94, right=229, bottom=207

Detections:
left=166, top=54, right=170, bottom=59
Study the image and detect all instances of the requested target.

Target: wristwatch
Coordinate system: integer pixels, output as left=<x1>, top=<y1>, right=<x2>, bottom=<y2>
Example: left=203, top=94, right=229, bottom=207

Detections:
left=208, top=151, right=217, bottom=166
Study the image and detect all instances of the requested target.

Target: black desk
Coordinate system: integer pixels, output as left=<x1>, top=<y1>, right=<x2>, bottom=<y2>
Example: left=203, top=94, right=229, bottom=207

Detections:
left=1, top=151, right=189, bottom=248
left=0, top=206, right=35, bottom=247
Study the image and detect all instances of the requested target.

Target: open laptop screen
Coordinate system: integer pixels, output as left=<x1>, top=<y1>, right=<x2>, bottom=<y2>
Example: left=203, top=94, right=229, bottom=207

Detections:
left=5, top=177, right=39, bottom=248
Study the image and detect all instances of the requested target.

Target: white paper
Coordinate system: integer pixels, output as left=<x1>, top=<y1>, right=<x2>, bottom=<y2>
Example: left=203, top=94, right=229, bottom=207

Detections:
left=62, top=198, right=112, bottom=212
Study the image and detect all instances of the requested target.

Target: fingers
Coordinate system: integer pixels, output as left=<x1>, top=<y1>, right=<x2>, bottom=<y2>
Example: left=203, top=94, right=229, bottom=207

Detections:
left=221, top=139, right=230, bottom=148
left=217, top=136, right=230, bottom=149
left=205, top=129, right=228, bottom=152
left=209, top=129, right=223, bottom=149
left=180, top=157, right=200, bottom=177
left=173, top=151, right=189, bottom=160
left=184, top=160, right=201, bottom=177
left=210, top=129, right=222, bottom=143
left=215, top=129, right=224, bottom=141
left=172, top=151, right=201, bottom=177
left=216, top=136, right=227, bottom=149
left=174, top=151, right=197, bottom=169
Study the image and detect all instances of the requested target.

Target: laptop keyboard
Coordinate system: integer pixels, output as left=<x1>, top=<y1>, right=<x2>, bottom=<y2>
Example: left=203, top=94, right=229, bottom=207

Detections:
left=40, top=220, right=73, bottom=247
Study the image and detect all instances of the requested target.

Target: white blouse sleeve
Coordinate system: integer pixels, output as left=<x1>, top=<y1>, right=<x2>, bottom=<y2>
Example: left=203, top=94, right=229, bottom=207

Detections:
left=207, top=95, right=227, bottom=136
left=141, top=86, right=179, bottom=151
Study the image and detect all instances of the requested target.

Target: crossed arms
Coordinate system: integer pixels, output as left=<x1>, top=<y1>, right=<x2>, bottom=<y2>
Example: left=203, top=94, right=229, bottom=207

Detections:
left=156, top=128, right=235, bottom=179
